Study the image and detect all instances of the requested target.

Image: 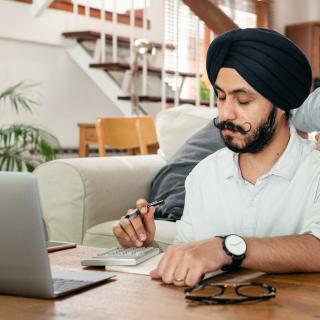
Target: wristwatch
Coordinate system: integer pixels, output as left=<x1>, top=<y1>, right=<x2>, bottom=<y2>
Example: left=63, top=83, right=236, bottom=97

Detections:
left=217, top=234, right=247, bottom=272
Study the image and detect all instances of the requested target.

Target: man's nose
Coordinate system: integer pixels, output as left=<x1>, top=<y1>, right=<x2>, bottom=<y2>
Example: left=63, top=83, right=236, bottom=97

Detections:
left=219, top=98, right=237, bottom=121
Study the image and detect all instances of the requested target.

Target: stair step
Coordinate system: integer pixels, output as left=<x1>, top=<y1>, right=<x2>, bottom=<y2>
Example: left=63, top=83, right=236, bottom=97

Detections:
left=118, top=95, right=210, bottom=106
left=62, top=31, right=175, bottom=50
left=90, top=62, right=200, bottom=78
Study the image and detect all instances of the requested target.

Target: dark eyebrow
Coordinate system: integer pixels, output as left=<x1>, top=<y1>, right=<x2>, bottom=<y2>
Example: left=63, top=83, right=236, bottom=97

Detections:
left=214, top=84, right=253, bottom=95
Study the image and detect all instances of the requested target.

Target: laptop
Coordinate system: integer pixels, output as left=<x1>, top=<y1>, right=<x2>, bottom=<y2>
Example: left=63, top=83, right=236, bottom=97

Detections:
left=0, top=172, right=115, bottom=298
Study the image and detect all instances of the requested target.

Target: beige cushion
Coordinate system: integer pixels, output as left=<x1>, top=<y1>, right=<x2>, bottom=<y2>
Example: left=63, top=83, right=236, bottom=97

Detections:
left=156, top=105, right=217, bottom=161
left=34, top=155, right=165, bottom=244
left=83, top=220, right=176, bottom=251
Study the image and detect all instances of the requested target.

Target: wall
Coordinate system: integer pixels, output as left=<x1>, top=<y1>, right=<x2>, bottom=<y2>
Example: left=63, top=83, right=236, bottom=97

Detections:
left=0, top=0, right=165, bottom=148
left=0, top=0, right=165, bottom=48
left=273, top=0, right=320, bottom=34
left=0, top=38, right=122, bottom=148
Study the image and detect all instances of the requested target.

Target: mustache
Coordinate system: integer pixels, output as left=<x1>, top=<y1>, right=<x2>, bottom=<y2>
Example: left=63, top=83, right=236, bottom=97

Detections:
left=213, top=117, right=251, bottom=135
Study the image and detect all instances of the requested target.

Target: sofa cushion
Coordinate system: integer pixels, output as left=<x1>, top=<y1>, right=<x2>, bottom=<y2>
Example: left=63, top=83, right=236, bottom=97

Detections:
left=156, top=105, right=217, bottom=162
left=35, top=155, right=165, bottom=245
left=83, top=220, right=177, bottom=251
left=149, top=120, right=225, bottom=221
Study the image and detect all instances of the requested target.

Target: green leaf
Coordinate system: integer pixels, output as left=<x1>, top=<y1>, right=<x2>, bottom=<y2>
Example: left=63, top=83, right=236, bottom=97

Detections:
left=0, top=82, right=60, bottom=172
left=0, top=81, right=40, bottom=114
left=0, top=125, right=60, bottom=172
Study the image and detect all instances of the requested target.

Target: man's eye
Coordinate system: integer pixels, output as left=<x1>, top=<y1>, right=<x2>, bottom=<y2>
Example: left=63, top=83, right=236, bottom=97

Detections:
left=238, top=100, right=250, bottom=105
left=218, top=96, right=226, bottom=101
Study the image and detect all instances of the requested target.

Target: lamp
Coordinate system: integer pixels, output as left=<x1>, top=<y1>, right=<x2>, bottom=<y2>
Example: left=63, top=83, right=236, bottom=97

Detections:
left=130, top=38, right=156, bottom=115
left=133, top=38, right=156, bottom=56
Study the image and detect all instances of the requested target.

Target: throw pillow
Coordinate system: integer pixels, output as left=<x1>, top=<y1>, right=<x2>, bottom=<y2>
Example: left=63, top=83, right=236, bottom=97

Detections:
left=149, top=120, right=225, bottom=221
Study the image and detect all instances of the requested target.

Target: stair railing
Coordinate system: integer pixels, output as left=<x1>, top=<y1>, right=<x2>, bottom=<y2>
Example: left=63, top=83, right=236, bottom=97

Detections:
left=69, top=0, right=211, bottom=110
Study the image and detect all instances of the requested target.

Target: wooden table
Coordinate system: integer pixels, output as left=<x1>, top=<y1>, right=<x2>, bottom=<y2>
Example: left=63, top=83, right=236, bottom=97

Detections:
left=77, top=123, right=98, bottom=157
left=1, top=246, right=319, bottom=320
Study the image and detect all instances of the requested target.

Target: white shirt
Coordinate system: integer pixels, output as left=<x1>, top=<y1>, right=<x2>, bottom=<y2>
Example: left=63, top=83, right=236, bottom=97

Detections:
left=175, top=124, right=320, bottom=243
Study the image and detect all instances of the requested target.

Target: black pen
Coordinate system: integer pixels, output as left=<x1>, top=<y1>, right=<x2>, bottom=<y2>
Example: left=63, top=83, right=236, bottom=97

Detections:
left=124, top=199, right=165, bottom=219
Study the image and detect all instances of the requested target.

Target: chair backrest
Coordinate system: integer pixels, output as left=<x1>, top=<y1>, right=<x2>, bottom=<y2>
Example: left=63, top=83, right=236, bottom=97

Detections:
left=96, top=116, right=158, bottom=156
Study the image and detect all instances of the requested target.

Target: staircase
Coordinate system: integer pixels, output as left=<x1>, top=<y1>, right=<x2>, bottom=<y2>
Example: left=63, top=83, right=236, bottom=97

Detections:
left=13, top=0, right=214, bottom=117
left=62, top=27, right=209, bottom=114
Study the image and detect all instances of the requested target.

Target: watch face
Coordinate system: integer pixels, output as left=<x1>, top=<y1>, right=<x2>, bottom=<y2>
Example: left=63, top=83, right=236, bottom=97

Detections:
left=225, top=235, right=246, bottom=256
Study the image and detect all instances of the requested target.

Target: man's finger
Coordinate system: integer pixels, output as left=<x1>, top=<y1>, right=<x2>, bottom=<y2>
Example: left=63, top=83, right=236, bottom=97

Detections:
left=173, top=260, right=189, bottom=287
left=150, top=268, right=160, bottom=279
left=136, top=198, right=148, bottom=211
left=150, top=249, right=171, bottom=279
left=134, top=199, right=156, bottom=234
left=129, top=215, right=147, bottom=242
left=119, top=217, right=143, bottom=247
left=185, top=267, right=203, bottom=287
left=161, top=254, right=181, bottom=284
left=142, top=207, right=156, bottom=235
left=113, top=224, right=136, bottom=247
left=113, top=224, right=129, bottom=242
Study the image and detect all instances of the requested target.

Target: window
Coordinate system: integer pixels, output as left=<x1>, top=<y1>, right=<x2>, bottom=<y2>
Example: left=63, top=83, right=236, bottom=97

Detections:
left=164, top=0, right=260, bottom=100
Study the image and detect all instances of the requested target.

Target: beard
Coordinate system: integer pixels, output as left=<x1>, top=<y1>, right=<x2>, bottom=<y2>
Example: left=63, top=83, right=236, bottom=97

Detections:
left=214, top=106, right=277, bottom=154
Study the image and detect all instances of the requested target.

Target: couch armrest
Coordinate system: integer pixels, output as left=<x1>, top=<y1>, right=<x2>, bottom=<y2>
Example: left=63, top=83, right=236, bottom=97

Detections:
left=34, top=155, right=166, bottom=244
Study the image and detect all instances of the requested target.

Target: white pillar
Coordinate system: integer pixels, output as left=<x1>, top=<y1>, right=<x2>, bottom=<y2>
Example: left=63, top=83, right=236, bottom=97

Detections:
left=209, top=30, right=215, bottom=108
left=73, top=0, right=78, bottom=29
left=174, top=0, right=180, bottom=108
left=112, top=0, right=118, bottom=63
left=130, top=0, right=135, bottom=65
left=83, top=0, right=90, bottom=30
left=100, top=0, right=106, bottom=63
left=161, top=0, right=166, bottom=109
left=195, top=17, right=200, bottom=108
left=85, top=0, right=90, bottom=20
left=142, top=0, right=148, bottom=95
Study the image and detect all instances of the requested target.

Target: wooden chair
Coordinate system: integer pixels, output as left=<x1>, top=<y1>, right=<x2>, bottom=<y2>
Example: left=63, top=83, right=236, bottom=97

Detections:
left=96, top=116, right=158, bottom=156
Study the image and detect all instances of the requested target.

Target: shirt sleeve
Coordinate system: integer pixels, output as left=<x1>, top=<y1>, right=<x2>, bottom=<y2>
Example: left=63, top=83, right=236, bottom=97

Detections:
left=292, top=88, right=320, bottom=132
left=173, top=173, right=196, bottom=244
left=300, top=172, right=320, bottom=239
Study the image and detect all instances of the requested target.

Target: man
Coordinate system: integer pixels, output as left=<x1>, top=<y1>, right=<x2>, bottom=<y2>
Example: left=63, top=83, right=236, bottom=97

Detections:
left=149, top=86, right=320, bottom=223
left=113, top=28, right=320, bottom=286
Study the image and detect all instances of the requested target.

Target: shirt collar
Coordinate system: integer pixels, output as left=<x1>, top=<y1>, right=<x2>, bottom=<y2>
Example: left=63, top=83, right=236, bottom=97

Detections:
left=221, top=122, right=305, bottom=182
left=221, top=149, right=237, bottom=180
left=267, top=123, right=303, bottom=180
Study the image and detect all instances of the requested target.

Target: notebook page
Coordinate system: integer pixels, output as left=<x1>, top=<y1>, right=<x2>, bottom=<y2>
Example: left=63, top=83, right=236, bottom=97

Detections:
left=104, top=253, right=164, bottom=275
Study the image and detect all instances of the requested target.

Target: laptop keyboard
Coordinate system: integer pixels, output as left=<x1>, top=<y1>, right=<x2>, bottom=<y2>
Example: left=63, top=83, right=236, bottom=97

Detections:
left=53, top=278, right=92, bottom=293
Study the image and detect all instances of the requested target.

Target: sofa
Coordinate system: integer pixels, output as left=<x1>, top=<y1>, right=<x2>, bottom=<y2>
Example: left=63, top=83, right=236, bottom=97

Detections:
left=34, top=105, right=217, bottom=250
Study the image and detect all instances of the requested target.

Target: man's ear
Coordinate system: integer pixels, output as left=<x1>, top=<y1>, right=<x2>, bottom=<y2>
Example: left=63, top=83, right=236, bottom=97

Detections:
left=275, top=107, right=286, bottom=122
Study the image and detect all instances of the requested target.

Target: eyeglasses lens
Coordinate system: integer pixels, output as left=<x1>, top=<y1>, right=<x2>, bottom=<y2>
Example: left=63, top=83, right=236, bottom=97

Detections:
left=191, top=285, right=223, bottom=297
left=237, top=285, right=270, bottom=297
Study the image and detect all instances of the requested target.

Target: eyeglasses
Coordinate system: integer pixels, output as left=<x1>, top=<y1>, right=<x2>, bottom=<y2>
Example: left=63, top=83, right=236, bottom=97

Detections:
left=185, top=282, right=276, bottom=305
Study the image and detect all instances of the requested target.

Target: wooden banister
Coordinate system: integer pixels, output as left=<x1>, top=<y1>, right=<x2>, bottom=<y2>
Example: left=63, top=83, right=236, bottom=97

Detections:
left=15, top=0, right=150, bottom=28
left=182, top=0, right=238, bottom=35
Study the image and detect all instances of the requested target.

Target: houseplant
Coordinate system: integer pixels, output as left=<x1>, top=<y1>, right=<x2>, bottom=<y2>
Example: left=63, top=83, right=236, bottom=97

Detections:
left=0, top=81, right=60, bottom=171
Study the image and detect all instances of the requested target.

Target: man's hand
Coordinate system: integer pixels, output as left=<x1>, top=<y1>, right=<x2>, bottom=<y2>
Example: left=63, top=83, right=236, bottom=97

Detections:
left=150, top=238, right=231, bottom=286
left=112, top=199, right=156, bottom=248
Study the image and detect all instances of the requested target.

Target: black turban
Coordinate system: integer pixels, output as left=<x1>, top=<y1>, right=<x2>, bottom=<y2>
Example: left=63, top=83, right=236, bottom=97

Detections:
left=206, top=28, right=312, bottom=111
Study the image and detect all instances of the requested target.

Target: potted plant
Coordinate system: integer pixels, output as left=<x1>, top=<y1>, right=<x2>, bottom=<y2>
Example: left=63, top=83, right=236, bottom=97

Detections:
left=0, top=81, right=60, bottom=171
